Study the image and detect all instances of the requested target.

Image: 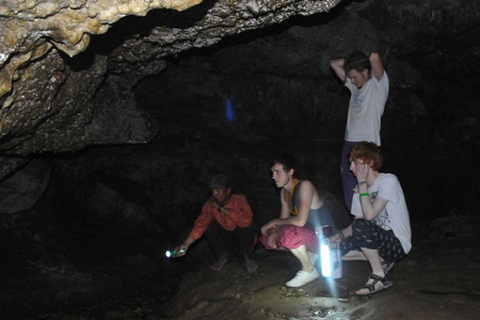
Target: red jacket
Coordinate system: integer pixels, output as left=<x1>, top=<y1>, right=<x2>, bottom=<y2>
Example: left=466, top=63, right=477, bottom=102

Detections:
left=189, top=194, right=254, bottom=241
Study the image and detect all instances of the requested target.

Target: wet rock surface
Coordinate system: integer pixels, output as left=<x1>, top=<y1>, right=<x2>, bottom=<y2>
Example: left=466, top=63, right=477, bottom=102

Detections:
left=167, top=230, right=480, bottom=320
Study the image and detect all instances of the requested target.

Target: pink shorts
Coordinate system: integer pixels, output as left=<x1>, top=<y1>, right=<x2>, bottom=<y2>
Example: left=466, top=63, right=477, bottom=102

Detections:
left=260, top=225, right=319, bottom=253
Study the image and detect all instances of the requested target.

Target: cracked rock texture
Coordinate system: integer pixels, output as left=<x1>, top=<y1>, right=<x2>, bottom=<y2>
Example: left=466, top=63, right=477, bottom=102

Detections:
left=0, top=0, right=340, bottom=180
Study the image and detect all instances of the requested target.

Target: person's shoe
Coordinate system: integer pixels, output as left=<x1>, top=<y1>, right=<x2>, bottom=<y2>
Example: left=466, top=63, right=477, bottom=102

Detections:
left=210, top=254, right=228, bottom=272
left=245, top=258, right=258, bottom=273
left=285, top=269, right=319, bottom=287
left=356, top=274, right=393, bottom=296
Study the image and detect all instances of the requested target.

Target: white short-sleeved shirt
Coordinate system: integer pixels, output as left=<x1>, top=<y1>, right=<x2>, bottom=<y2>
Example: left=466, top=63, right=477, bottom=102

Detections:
left=351, top=173, right=412, bottom=254
left=345, top=72, right=389, bottom=146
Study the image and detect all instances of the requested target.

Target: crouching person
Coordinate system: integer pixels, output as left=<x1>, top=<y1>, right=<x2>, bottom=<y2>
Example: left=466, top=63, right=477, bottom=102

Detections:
left=260, top=153, right=336, bottom=287
left=331, top=142, right=412, bottom=295
left=173, top=174, right=258, bottom=273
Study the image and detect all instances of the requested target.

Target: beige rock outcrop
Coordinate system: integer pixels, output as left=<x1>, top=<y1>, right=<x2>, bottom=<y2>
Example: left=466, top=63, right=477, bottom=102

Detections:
left=0, top=0, right=341, bottom=170
left=0, top=0, right=202, bottom=92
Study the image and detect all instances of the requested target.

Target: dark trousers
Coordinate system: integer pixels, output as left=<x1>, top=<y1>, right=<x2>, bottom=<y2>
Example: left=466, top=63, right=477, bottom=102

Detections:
left=341, top=141, right=358, bottom=212
left=205, top=219, right=257, bottom=259
left=340, top=219, right=407, bottom=263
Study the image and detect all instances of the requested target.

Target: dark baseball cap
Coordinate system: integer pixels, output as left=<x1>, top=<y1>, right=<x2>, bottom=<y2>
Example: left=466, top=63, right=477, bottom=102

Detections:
left=209, top=174, right=230, bottom=189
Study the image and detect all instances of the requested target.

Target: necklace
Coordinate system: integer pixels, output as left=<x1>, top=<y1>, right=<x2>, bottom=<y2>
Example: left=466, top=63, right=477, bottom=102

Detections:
left=285, top=178, right=299, bottom=215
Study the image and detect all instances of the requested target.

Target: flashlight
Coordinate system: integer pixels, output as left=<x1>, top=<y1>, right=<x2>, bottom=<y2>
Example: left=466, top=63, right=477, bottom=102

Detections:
left=165, top=248, right=186, bottom=258
left=320, top=241, right=333, bottom=277
left=316, top=225, right=342, bottom=279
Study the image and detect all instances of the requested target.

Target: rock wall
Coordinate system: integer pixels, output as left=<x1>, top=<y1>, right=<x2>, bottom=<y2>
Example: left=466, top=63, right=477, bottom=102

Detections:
left=0, top=0, right=341, bottom=180
left=1, top=0, right=479, bottom=220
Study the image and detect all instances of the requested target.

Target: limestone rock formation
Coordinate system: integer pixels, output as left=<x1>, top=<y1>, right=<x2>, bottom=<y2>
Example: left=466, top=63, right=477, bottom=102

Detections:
left=0, top=0, right=202, bottom=161
left=0, top=0, right=341, bottom=180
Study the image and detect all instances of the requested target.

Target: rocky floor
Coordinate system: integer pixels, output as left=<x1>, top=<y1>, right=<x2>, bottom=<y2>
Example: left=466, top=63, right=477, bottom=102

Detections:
left=3, top=210, right=480, bottom=320
left=164, top=228, right=480, bottom=320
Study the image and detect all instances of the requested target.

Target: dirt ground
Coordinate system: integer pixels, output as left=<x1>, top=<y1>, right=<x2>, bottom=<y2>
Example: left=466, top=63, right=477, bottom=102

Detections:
left=165, top=227, right=480, bottom=320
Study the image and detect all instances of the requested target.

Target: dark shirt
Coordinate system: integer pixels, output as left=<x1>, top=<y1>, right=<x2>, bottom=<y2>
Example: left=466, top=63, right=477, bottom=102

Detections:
left=288, top=180, right=336, bottom=232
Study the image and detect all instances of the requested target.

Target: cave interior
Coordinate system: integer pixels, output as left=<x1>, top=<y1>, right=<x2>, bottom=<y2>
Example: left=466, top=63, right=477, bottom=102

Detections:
left=0, top=0, right=479, bottom=319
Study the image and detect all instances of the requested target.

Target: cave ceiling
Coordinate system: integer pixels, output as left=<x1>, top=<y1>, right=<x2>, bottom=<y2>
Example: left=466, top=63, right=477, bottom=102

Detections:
left=0, top=0, right=343, bottom=178
left=0, top=0, right=479, bottom=179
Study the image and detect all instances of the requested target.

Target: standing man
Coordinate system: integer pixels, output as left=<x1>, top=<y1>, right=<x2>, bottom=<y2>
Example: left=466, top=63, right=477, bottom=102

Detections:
left=330, top=142, right=411, bottom=296
left=330, top=50, right=389, bottom=211
left=260, top=153, right=336, bottom=287
left=172, top=174, right=258, bottom=273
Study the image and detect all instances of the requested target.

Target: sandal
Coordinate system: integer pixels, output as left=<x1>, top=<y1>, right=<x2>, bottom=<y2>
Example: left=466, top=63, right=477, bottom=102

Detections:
left=210, top=255, right=228, bottom=272
left=356, top=274, right=393, bottom=296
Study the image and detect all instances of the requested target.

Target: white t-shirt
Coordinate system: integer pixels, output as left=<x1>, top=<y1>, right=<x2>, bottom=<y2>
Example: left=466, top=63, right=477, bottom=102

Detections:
left=344, top=72, right=389, bottom=146
left=351, top=173, right=412, bottom=254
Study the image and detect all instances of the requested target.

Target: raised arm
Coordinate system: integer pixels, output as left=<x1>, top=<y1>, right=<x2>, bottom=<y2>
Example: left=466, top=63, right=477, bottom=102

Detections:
left=355, top=163, right=388, bottom=220
left=358, top=183, right=388, bottom=220
left=219, top=195, right=253, bottom=228
left=369, top=51, right=385, bottom=80
left=330, top=58, right=346, bottom=82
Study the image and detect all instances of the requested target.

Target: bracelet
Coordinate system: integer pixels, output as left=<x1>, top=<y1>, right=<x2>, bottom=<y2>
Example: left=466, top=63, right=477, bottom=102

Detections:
left=358, top=181, right=367, bottom=185
left=360, top=192, right=370, bottom=197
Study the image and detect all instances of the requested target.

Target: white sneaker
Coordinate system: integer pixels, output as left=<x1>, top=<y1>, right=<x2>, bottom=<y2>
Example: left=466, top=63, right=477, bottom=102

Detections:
left=285, top=269, right=320, bottom=287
